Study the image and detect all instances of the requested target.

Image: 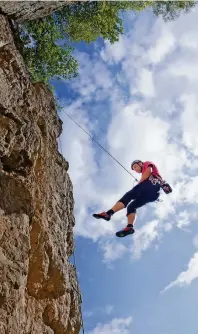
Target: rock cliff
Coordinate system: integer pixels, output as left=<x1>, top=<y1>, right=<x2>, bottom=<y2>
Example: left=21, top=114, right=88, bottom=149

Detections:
left=0, top=1, right=68, bottom=22
left=0, top=14, right=82, bottom=334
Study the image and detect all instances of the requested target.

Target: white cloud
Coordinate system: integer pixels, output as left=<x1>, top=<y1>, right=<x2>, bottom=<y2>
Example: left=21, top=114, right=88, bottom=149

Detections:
left=137, top=69, right=155, bottom=97
left=148, top=28, right=175, bottom=64
left=100, top=239, right=128, bottom=264
left=60, top=6, right=198, bottom=263
left=100, top=36, right=127, bottom=64
left=180, top=31, right=198, bottom=50
left=154, top=195, right=175, bottom=221
left=132, top=220, right=161, bottom=259
left=180, top=94, right=198, bottom=156
left=176, top=211, right=190, bottom=229
left=162, top=251, right=198, bottom=293
left=70, top=51, right=113, bottom=100
left=87, top=316, right=133, bottom=334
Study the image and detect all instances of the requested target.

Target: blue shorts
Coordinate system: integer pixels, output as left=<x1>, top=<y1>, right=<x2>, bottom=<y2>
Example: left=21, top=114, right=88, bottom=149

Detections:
left=119, top=180, right=160, bottom=215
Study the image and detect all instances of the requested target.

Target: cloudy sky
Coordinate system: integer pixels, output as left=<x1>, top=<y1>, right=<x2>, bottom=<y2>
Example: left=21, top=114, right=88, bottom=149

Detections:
left=53, top=5, right=198, bottom=334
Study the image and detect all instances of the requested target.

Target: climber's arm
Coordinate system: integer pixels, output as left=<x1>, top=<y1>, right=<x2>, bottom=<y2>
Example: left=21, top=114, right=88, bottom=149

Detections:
left=138, top=166, right=152, bottom=184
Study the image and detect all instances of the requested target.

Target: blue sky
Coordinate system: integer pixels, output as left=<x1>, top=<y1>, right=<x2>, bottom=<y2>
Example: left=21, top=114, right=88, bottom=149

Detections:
left=53, top=6, right=198, bottom=334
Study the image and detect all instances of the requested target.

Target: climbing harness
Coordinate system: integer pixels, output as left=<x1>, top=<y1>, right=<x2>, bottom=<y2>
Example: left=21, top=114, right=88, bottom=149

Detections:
left=56, top=110, right=173, bottom=332
left=59, top=111, right=175, bottom=204
left=59, top=111, right=174, bottom=202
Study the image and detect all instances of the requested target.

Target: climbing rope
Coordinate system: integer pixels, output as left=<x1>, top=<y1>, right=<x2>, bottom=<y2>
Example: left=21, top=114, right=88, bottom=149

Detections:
left=60, top=110, right=198, bottom=201
left=64, top=108, right=198, bottom=165
left=61, top=110, right=138, bottom=183
left=58, top=111, right=171, bottom=203
left=56, top=108, right=171, bottom=334
left=58, top=135, right=85, bottom=334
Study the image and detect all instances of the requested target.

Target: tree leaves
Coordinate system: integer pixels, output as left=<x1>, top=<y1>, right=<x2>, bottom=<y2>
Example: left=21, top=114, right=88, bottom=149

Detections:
left=152, top=1, right=197, bottom=21
left=18, top=17, right=78, bottom=85
left=15, top=1, right=197, bottom=86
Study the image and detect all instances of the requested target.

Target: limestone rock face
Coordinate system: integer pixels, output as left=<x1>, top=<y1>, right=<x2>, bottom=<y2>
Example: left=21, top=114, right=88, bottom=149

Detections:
left=0, top=14, right=82, bottom=334
left=0, top=1, right=68, bottom=22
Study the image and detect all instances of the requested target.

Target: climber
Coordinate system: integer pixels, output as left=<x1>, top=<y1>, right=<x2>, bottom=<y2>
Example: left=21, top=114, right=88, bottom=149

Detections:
left=93, top=160, right=172, bottom=237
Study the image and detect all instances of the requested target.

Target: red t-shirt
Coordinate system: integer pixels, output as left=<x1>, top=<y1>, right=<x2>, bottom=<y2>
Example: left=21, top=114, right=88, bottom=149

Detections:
left=142, top=161, right=160, bottom=177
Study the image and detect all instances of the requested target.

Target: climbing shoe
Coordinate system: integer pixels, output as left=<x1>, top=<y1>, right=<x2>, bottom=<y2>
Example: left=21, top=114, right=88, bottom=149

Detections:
left=116, top=226, right=135, bottom=237
left=93, top=212, right=111, bottom=221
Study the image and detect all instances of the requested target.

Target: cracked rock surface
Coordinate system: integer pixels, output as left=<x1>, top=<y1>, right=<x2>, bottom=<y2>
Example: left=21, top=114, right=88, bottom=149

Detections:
left=0, top=14, right=82, bottom=334
left=0, top=1, right=68, bottom=22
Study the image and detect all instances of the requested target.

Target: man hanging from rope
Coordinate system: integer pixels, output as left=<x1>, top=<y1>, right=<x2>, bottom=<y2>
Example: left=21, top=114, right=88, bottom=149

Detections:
left=93, top=160, right=172, bottom=237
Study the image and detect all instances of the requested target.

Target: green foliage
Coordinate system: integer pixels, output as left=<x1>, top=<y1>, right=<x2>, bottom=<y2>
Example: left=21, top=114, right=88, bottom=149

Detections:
left=15, top=0, right=197, bottom=88
left=16, top=1, right=152, bottom=85
left=152, top=1, right=197, bottom=21
left=56, top=1, right=152, bottom=44
left=18, top=16, right=78, bottom=85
